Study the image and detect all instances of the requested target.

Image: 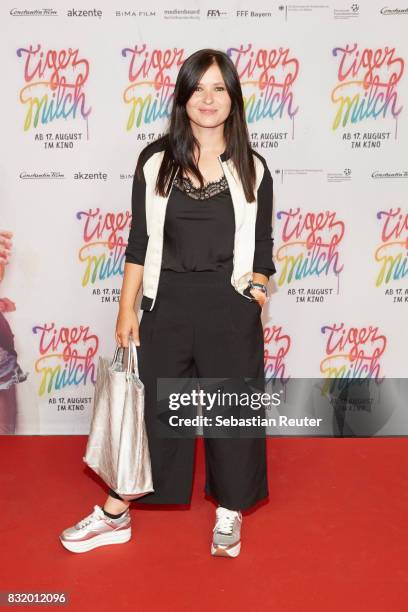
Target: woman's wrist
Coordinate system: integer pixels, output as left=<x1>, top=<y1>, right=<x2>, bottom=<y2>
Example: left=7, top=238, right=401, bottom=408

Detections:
left=249, top=288, right=267, bottom=307
left=119, top=302, right=136, bottom=313
left=248, top=279, right=268, bottom=297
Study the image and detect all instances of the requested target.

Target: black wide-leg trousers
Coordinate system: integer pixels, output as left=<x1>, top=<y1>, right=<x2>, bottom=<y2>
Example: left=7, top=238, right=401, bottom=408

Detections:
left=109, top=269, right=269, bottom=511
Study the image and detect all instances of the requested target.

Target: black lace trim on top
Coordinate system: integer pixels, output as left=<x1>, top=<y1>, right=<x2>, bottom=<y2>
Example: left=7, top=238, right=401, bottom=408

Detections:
left=173, top=173, right=229, bottom=200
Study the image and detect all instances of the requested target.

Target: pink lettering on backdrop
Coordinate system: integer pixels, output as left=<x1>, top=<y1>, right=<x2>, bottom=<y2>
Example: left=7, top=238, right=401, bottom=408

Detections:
left=121, top=43, right=300, bottom=128
left=121, top=44, right=185, bottom=129
left=276, top=208, right=345, bottom=284
left=320, top=323, right=386, bottom=381
left=227, top=44, right=300, bottom=122
left=331, top=44, right=404, bottom=129
left=263, top=325, right=291, bottom=382
left=375, top=208, right=408, bottom=286
left=16, top=44, right=92, bottom=130
left=33, top=323, right=98, bottom=395
left=77, top=208, right=132, bottom=285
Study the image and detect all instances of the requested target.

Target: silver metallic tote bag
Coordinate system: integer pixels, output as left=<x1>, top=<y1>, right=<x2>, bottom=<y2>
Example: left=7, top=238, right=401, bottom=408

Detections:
left=83, top=337, right=154, bottom=500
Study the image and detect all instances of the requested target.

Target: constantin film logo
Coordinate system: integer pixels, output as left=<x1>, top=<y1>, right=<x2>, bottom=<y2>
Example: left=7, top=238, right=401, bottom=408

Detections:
left=10, top=8, right=58, bottom=16
left=380, top=6, right=408, bottom=15
left=19, top=171, right=64, bottom=179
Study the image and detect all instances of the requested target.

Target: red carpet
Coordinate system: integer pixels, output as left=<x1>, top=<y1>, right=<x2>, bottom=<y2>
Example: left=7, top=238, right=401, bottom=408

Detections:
left=1, top=436, right=407, bottom=611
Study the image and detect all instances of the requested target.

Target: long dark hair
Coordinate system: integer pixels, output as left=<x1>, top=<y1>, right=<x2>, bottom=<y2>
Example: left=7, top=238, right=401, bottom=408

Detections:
left=136, top=48, right=256, bottom=202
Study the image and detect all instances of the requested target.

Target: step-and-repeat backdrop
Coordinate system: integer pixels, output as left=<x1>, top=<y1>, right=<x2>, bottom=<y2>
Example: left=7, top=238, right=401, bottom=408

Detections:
left=1, top=1, right=407, bottom=435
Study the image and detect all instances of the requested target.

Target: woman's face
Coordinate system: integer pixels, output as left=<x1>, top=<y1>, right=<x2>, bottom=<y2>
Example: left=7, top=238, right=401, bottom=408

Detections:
left=185, top=62, right=232, bottom=130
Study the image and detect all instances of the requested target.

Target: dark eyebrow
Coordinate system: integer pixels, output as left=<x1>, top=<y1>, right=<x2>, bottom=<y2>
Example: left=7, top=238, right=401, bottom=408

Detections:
left=197, top=81, right=225, bottom=86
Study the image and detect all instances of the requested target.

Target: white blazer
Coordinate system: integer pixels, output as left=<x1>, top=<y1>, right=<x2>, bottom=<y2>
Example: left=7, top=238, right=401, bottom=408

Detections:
left=125, top=139, right=275, bottom=311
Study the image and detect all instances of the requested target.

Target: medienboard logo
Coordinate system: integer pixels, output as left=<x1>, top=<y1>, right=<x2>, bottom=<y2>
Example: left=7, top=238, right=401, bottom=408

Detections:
left=163, top=8, right=200, bottom=19
left=10, top=8, right=58, bottom=16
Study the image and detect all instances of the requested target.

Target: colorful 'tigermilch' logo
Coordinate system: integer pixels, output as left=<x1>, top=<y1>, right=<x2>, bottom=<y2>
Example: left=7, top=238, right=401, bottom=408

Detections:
left=263, top=325, right=291, bottom=382
left=121, top=43, right=299, bottom=129
left=16, top=44, right=92, bottom=130
left=375, top=208, right=408, bottom=286
left=331, top=43, right=403, bottom=130
left=226, top=44, right=299, bottom=123
left=122, top=45, right=185, bottom=129
left=320, top=323, right=387, bottom=381
left=276, top=208, right=345, bottom=286
left=77, top=208, right=132, bottom=286
left=33, top=323, right=98, bottom=395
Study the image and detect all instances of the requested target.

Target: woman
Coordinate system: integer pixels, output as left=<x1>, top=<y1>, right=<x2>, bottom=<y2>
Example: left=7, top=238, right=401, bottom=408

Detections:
left=60, top=48, right=276, bottom=558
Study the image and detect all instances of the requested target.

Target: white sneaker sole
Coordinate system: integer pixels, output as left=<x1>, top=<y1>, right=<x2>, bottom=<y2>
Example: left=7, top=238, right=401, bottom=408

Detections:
left=211, top=540, right=241, bottom=558
left=60, top=527, right=132, bottom=553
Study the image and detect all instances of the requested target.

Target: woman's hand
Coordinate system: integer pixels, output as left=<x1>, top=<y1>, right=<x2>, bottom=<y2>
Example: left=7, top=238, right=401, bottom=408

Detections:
left=249, top=288, right=267, bottom=309
left=115, top=305, right=140, bottom=348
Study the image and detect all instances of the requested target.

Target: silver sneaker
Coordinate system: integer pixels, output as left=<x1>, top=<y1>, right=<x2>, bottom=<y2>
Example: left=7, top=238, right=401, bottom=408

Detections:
left=211, top=506, right=242, bottom=558
left=59, top=504, right=131, bottom=553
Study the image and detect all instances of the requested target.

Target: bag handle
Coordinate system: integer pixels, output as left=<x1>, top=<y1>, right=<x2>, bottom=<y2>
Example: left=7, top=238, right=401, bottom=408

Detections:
left=127, top=336, right=140, bottom=378
left=111, top=335, right=140, bottom=378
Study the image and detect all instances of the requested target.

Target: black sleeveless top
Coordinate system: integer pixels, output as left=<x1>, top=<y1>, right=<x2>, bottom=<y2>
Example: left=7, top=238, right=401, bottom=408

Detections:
left=124, top=163, right=275, bottom=279
left=161, top=174, right=235, bottom=273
